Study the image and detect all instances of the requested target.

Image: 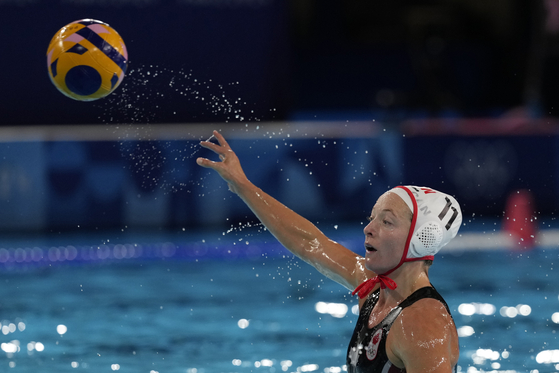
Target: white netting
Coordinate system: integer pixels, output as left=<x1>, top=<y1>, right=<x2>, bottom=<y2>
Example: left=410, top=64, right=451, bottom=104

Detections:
left=415, top=221, right=444, bottom=253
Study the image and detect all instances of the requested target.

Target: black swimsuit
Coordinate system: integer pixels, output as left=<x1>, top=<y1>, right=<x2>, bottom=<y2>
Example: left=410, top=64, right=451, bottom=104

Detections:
left=346, top=286, right=456, bottom=373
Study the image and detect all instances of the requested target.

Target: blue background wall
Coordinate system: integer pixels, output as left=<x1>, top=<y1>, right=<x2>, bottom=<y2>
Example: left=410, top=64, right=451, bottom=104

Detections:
left=1, top=127, right=556, bottom=232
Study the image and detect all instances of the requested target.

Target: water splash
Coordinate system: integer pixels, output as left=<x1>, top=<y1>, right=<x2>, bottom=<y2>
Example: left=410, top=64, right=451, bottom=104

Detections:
left=94, top=64, right=266, bottom=195
left=97, top=65, right=256, bottom=126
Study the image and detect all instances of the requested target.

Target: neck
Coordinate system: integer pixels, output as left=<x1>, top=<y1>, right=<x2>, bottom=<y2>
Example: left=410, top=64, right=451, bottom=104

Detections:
left=380, top=261, right=430, bottom=302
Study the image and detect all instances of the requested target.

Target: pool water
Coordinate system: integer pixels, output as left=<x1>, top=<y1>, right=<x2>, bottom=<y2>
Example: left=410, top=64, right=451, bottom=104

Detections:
left=0, top=226, right=558, bottom=373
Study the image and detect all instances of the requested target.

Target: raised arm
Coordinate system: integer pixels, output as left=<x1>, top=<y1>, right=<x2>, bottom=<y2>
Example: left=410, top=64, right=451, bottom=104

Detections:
left=196, top=130, right=372, bottom=290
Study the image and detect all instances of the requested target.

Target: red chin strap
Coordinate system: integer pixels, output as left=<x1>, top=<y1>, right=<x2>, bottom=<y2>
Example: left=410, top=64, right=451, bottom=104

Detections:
left=351, top=256, right=434, bottom=299
left=352, top=186, right=419, bottom=299
left=352, top=275, right=397, bottom=298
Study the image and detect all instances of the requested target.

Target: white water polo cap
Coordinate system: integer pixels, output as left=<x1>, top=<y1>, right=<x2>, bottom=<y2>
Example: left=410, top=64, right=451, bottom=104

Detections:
left=351, top=186, right=463, bottom=298
left=389, top=186, right=462, bottom=266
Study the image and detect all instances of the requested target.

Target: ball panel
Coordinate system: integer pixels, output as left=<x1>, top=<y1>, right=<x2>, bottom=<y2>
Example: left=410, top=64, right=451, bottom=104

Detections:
left=110, top=73, right=119, bottom=90
left=75, top=26, right=127, bottom=75
left=66, top=43, right=88, bottom=55
left=64, top=33, right=85, bottom=44
left=65, top=65, right=102, bottom=96
left=50, top=58, right=58, bottom=78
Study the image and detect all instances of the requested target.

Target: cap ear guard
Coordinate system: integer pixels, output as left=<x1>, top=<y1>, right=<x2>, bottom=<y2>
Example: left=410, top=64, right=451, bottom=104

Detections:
left=410, top=221, right=444, bottom=258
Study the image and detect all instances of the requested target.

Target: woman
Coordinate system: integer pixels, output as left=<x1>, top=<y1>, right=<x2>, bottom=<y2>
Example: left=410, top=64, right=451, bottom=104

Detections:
left=196, top=130, right=462, bottom=372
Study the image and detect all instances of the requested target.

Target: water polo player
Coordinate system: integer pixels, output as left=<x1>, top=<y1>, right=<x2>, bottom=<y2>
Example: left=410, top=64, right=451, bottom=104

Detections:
left=197, top=130, right=462, bottom=373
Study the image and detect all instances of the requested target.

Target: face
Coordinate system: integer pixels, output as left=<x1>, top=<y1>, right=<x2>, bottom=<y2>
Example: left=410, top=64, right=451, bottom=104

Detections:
left=363, top=191, right=413, bottom=274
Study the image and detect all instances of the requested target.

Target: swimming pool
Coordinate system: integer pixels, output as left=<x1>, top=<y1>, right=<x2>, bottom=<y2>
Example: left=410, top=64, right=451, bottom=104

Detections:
left=0, top=224, right=558, bottom=373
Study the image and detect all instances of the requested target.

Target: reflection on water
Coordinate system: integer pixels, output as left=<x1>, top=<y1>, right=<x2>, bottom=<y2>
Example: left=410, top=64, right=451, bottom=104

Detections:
left=0, top=231, right=558, bottom=372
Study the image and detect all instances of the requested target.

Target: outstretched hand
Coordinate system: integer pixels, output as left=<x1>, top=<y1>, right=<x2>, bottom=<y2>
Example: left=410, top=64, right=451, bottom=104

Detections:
left=196, top=130, right=249, bottom=194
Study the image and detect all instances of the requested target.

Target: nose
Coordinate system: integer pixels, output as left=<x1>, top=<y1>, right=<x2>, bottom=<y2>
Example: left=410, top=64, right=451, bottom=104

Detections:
left=363, top=219, right=376, bottom=237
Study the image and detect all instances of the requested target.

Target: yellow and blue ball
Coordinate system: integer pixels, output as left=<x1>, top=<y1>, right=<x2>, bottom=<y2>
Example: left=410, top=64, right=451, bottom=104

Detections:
left=46, top=19, right=128, bottom=101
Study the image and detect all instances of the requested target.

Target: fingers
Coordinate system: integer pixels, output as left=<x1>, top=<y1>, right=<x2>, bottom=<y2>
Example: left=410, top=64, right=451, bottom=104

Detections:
left=197, top=131, right=229, bottom=167
left=196, top=157, right=218, bottom=169
left=212, top=130, right=230, bottom=148
left=199, top=130, right=229, bottom=154
left=199, top=140, right=221, bottom=154
left=197, top=131, right=243, bottom=192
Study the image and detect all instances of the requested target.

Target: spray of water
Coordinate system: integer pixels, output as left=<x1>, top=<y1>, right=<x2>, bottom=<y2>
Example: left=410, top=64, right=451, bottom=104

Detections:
left=93, top=63, right=288, bottom=246
left=94, top=63, right=267, bottom=197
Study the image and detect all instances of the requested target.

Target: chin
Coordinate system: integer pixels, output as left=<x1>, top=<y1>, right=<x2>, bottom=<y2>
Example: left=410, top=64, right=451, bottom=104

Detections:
left=365, top=255, right=396, bottom=274
left=365, top=256, right=383, bottom=273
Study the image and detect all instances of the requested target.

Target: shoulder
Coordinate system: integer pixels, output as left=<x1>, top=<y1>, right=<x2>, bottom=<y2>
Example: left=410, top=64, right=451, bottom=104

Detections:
left=386, top=298, right=459, bottom=372
left=401, top=298, right=457, bottom=340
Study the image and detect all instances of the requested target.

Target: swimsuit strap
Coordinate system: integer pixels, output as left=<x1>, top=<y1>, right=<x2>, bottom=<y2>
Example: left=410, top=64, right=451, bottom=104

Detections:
left=399, top=286, right=452, bottom=315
